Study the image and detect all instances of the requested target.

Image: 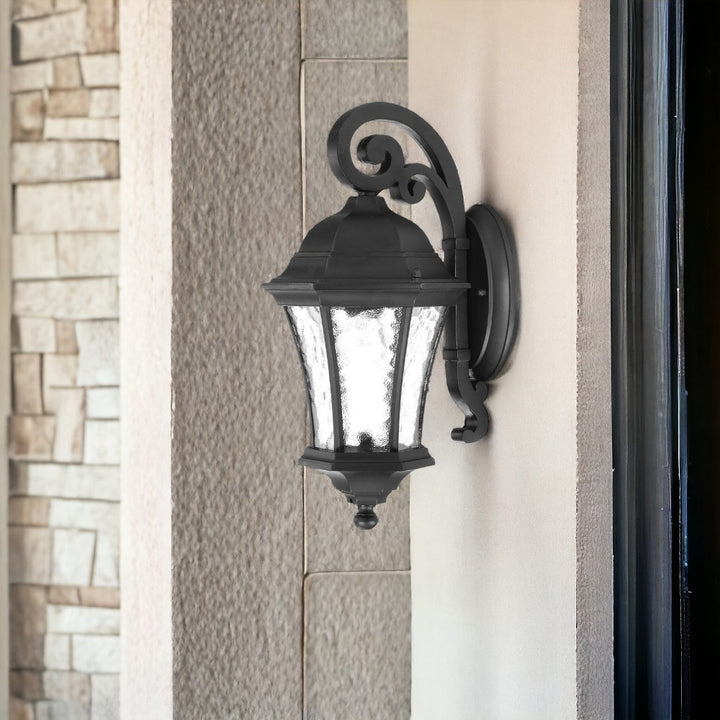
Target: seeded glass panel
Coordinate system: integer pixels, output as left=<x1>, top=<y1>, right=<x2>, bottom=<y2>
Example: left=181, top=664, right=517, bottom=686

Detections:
left=286, top=306, right=334, bottom=450
left=331, top=307, right=403, bottom=450
left=398, top=306, right=445, bottom=448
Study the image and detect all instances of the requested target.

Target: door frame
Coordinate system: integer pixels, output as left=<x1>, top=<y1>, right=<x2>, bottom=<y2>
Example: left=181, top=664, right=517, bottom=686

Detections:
left=611, top=0, right=686, bottom=717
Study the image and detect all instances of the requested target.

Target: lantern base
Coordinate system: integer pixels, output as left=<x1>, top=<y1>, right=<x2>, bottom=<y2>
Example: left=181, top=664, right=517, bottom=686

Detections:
left=300, top=446, right=434, bottom=529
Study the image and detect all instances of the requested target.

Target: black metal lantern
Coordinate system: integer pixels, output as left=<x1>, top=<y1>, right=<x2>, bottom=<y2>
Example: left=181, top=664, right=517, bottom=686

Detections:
left=264, top=103, right=519, bottom=529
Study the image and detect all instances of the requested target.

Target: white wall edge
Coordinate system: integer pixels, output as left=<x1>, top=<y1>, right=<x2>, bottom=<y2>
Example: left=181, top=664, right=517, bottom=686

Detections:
left=119, top=0, right=174, bottom=716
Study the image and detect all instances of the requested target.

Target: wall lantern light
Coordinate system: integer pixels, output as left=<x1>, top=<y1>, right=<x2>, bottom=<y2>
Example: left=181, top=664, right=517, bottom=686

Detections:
left=264, top=103, right=519, bottom=529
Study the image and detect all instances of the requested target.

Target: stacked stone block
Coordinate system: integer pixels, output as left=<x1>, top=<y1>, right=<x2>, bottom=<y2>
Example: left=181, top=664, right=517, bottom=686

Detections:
left=8, top=2, right=120, bottom=719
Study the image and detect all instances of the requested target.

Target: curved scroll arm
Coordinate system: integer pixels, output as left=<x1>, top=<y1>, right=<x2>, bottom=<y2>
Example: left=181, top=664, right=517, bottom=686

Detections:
left=326, top=102, right=490, bottom=442
left=327, top=102, right=466, bottom=239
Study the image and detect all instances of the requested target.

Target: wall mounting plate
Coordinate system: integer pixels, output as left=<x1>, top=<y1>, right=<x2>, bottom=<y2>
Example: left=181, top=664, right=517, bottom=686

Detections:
left=466, top=204, right=520, bottom=381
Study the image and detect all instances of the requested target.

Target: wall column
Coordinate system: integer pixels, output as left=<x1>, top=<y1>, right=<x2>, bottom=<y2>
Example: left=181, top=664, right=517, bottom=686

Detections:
left=122, top=1, right=414, bottom=716
left=121, top=1, right=305, bottom=716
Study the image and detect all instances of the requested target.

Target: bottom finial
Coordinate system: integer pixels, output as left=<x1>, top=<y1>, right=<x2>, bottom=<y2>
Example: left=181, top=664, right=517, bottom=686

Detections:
left=354, top=504, right=379, bottom=530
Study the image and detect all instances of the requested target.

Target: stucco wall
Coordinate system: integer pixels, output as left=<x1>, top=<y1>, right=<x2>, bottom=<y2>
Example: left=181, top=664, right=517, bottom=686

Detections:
left=121, top=1, right=412, bottom=717
left=408, top=1, right=612, bottom=717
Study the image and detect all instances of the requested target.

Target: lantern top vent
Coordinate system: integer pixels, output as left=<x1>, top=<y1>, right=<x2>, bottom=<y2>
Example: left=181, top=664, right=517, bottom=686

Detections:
left=263, top=195, right=467, bottom=308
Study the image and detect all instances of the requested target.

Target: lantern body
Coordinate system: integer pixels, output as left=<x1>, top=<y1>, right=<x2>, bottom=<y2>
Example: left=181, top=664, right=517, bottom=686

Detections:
left=264, top=194, right=466, bottom=526
left=264, top=102, right=520, bottom=528
left=286, top=304, right=445, bottom=453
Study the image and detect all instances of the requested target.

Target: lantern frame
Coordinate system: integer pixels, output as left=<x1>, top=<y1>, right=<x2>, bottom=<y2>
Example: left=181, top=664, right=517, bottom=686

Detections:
left=264, top=102, right=519, bottom=529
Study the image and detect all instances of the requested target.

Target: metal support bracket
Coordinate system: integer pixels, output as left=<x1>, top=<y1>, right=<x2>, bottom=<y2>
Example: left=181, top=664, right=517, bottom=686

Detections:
left=443, top=204, right=519, bottom=442
left=326, top=102, right=520, bottom=443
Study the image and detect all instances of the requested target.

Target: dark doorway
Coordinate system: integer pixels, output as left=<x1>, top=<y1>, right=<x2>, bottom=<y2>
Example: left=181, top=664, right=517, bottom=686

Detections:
left=684, top=0, right=720, bottom=716
left=611, top=0, right=682, bottom=717
left=613, top=0, right=720, bottom=716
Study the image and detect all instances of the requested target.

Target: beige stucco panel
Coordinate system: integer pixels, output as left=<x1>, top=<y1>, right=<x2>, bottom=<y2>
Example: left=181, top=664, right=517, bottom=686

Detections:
left=410, top=1, right=586, bottom=718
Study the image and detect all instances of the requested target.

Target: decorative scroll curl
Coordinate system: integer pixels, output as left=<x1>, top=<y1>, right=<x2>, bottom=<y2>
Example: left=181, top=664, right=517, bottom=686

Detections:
left=327, top=102, right=467, bottom=240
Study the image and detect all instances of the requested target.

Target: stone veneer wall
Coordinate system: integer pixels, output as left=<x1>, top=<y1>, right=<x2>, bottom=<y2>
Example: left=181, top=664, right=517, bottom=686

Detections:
left=7, top=2, right=120, bottom=719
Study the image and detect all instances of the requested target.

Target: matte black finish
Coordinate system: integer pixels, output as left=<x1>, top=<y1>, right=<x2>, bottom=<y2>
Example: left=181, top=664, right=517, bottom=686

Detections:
left=466, top=205, right=519, bottom=381
left=354, top=506, right=379, bottom=530
left=264, top=102, right=520, bottom=527
left=299, top=447, right=434, bottom=525
left=264, top=194, right=466, bottom=308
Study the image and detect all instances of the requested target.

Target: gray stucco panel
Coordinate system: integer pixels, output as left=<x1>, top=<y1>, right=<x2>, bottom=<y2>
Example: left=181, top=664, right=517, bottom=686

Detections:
left=303, top=0, right=407, bottom=59
left=171, top=1, right=305, bottom=716
left=304, top=572, right=411, bottom=720
left=576, top=0, right=614, bottom=716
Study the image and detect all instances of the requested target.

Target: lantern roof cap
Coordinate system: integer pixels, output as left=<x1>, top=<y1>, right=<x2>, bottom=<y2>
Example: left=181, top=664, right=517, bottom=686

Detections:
left=263, top=195, right=468, bottom=307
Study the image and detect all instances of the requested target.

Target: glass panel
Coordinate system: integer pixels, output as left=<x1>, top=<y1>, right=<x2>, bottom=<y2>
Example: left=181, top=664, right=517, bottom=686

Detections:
left=331, top=307, right=403, bottom=450
left=398, top=306, right=445, bottom=448
left=286, top=306, right=334, bottom=450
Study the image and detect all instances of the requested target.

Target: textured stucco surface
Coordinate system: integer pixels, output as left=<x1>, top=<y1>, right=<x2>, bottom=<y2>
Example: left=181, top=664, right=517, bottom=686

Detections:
left=304, top=572, right=411, bottom=720
left=122, top=1, right=413, bottom=715
left=303, top=0, right=407, bottom=59
left=170, top=1, right=305, bottom=717
left=576, top=0, right=613, bottom=716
